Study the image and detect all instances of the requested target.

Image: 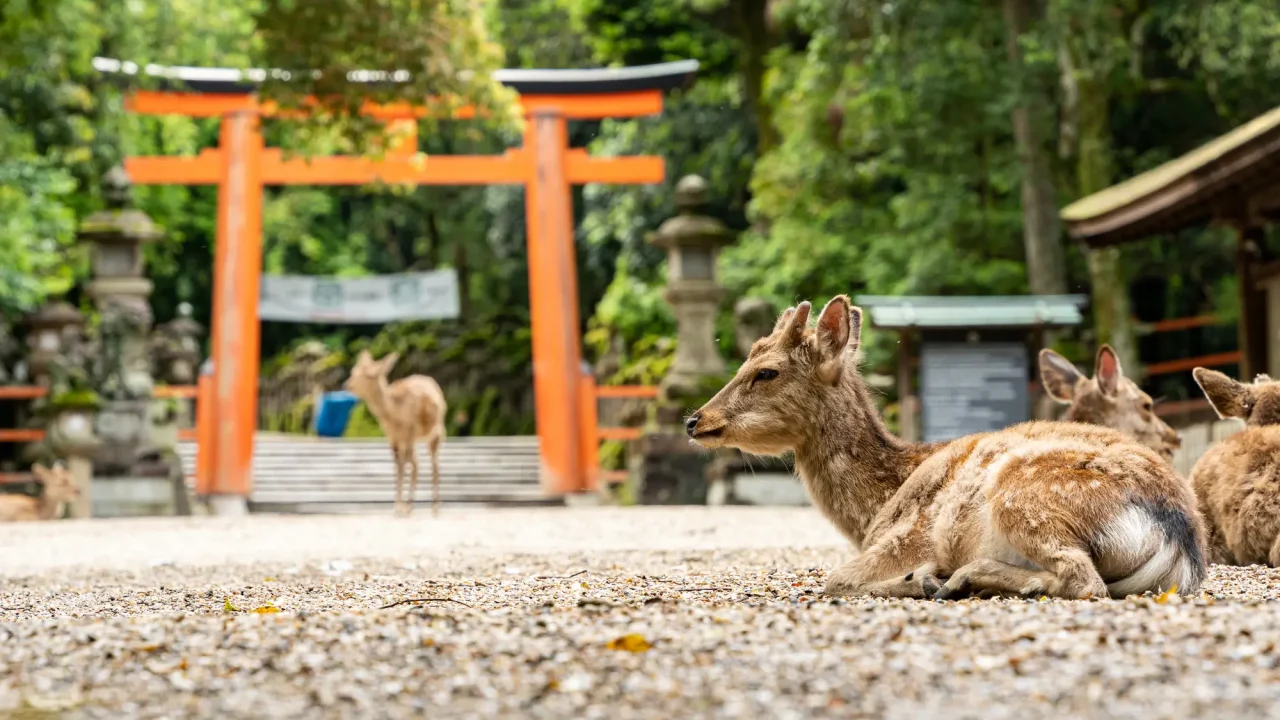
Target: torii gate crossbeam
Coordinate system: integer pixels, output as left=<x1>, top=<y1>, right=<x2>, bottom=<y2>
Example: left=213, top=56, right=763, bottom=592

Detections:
left=95, top=57, right=698, bottom=509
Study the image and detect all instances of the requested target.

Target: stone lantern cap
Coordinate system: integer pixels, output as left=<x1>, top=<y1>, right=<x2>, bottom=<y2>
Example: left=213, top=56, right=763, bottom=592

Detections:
left=647, top=175, right=736, bottom=251
left=78, top=165, right=164, bottom=245
left=23, top=301, right=85, bottom=331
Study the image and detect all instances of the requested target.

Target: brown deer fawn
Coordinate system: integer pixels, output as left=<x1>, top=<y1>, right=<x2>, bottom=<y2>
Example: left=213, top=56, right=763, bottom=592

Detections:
left=0, top=463, right=80, bottom=522
left=1039, top=345, right=1182, bottom=459
left=1188, top=368, right=1280, bottom=566
left=344, top=350, right=447, bottom=517
left=686, top=295, right=1206, bottom=599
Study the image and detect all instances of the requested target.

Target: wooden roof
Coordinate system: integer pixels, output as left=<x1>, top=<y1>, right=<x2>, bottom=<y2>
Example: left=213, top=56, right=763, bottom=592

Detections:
left=854, top=295, right=1089, bottom=330
left=1061, top=105, right=1280, bottom=246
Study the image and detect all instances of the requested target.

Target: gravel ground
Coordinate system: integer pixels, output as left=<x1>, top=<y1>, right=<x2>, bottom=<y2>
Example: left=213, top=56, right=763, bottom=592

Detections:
left=2, top=507, right=1280, bottom=719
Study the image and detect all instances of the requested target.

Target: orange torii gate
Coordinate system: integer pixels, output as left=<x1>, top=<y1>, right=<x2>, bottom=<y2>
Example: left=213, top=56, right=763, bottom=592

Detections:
left=94, top=57, right=697, bottom=510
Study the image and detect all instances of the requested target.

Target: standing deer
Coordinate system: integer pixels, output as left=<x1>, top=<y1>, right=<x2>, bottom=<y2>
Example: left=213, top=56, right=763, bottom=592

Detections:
left=344, top=350, right=447, bottom=517
left=0, top=463, right=80, bottom=522
left=686, top=295, right=1206, bottom=600
left=1188, top=368, right=1280, bottom=566
left=1039, top=345, right=1182, bottom=460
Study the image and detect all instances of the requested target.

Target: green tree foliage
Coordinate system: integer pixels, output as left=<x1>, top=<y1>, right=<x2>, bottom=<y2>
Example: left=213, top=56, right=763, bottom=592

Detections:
left=6, top=0, right=1280, bottom=434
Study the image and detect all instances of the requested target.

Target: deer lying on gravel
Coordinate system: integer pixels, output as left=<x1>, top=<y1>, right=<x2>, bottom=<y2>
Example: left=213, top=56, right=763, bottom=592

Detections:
left=686, top=295, right=1206, bottom=600
left=0, top=463, right=80, bottom=522
left=1188, top=368, right=1280, bottom=566
left=1039, top=346, right=1182, bottom=460
left=345, top=350, right=447, bottom=518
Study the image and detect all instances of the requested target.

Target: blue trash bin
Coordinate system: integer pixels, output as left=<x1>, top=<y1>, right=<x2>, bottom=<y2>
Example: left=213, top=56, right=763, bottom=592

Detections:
left=314, top=391, right=359, bottom=438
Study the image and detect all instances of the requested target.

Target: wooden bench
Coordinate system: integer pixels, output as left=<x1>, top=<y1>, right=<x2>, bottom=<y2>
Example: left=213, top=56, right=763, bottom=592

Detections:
left=175, top=434, right=558, bottom=513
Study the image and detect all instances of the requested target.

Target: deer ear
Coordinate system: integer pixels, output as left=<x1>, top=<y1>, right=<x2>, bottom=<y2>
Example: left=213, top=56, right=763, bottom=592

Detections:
left=772, top=306, right=796, bottom=334
left=1039, top=349, right=1082, bottom=403
left=777, top=301, right=811, bottom=348
left=379, top=352, right=400, bottom=374
left=814, top=296, right=852, bottom=384
left=355, top=349, right=373, bottom=365
left=1195, top=367, right=1251, bottom=419
left=815, top=295, right=852, bottom=359
left=1095, top=345, right=1122, bottom=397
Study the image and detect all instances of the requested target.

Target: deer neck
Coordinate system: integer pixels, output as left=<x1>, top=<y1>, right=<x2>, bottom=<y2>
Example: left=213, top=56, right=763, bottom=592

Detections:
left=792, top=375, right=935, bottom=547
left=361, top=378, right=394, bottom=421
left=36, top=494, right=65, bottom=521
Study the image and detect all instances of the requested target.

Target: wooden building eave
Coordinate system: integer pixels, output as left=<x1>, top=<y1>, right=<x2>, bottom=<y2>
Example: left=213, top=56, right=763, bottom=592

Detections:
left=1061, top=105, right=1280, bottom=246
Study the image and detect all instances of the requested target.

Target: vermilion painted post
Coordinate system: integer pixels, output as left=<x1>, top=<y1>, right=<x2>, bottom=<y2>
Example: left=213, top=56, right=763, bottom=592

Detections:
left=526, top=110, right=585, bottom=494
left=208, top=112, right=264, bottom=513
left=194, top=372, right=216, bottom=495
left=579, top=372, right=600, bottom=492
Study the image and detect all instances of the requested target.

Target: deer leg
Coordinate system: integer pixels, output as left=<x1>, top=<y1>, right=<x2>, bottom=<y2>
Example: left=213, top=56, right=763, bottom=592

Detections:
left=937, top=546, right=1106, bottom=600
left=824, top=518, right=937, bottom=599
left=406, top=445, right=420, bottom=517
left=429, top=434, right=441, bottom=517
left=1266, top=532, right=1280, bottom=569
left=392, top=444, right=407, bottom=518
left=933, top=559, right=1059, bottom=600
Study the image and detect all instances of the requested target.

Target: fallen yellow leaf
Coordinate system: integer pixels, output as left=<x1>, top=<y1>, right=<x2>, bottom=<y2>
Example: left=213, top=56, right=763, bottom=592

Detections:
left=223, top=598, right=239, bottom=612
left=606, top=634, right=652, bottom=653
left=252, top=605, right=281, bottom=614
left=1154, top=585, right=1179, bottom=604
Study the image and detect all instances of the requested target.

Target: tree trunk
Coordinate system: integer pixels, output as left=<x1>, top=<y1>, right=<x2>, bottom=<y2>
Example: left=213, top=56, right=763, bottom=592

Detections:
left=1075, top=71, right=1138, bottom=376
left=1003, top=0, right=1067, bottom=297
left=453, top=234, right=471, bottom=318
left=733, top=0, right=777, bottom=156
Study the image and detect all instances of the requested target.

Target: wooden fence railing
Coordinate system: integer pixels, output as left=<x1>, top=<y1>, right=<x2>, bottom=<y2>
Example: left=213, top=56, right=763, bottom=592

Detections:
left=579, top=378, right=658, bottom=487
left=0, top=384, right=202, bottom=485
left=1138, top=314, right=1238, bottom=379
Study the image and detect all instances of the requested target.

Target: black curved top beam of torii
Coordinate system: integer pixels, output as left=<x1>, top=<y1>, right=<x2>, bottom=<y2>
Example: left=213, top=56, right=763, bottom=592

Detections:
left=91, top=56, right=700, bottom=97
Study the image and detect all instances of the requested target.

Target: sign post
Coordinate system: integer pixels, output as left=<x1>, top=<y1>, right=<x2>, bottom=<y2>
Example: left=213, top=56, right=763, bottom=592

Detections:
left=919, top=342, right=1029, bottom=443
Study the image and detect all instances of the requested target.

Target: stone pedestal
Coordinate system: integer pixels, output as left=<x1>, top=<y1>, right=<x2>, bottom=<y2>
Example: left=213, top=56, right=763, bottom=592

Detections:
left=636, top=432, right=713, bottom=506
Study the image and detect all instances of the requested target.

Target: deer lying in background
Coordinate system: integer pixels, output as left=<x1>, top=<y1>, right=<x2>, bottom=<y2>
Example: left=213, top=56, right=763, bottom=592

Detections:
left=1039, top=345, right=1182, bottom=460
left=0, top=464, right=80, bottom=522
left=344, top=350, right=447, bottom=517
left=686, top=295, right=1206, bottom=600
left=1188, top=368, right=1280, bottom=566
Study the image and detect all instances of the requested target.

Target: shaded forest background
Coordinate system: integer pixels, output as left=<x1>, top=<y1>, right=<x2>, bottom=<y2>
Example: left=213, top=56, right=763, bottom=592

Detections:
left=4, top=0, right=1279, bottom=435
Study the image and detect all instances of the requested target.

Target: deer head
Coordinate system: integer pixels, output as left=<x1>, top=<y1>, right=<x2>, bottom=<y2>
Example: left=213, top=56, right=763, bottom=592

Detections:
left=1193, top=368, right=1280, bottom=428
left=31, top=462, right=80, bottom=504
left=344, top=349, right=400, bottom=400
left=686, top=295, right=864, bottom=456
left=1039, top=345, right=1181, bottom=459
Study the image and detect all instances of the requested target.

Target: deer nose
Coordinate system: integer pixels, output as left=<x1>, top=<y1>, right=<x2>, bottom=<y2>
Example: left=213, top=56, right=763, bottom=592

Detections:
left=685, top=414, right=701, bottom=437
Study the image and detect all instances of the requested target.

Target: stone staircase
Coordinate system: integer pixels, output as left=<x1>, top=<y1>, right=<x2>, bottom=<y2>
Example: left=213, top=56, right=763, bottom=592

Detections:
left=175, top=433, right=558, bottom=513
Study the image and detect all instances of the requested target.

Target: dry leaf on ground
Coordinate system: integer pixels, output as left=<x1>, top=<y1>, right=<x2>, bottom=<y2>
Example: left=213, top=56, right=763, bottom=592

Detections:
left=606, top=634, right=652, bottom=653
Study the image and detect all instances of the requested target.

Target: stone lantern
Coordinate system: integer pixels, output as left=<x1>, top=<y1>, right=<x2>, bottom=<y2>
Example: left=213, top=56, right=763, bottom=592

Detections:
left=156, top=302, right=204, bottom=385
left=636, top=176, right=737, bottom=506
left=22, top=301, right=85, bottom=389
left=646, top=175, right=736, bottom=400
left=79, top=164, right=162, bottom=404
left=78, top=165, right=166, bottom=487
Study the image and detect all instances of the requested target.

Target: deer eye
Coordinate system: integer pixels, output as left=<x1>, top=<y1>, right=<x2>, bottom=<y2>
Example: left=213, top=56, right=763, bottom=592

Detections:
left=1141, top=401, right=1153, bottom=413
left=754, top=368, right=779, bottom=382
